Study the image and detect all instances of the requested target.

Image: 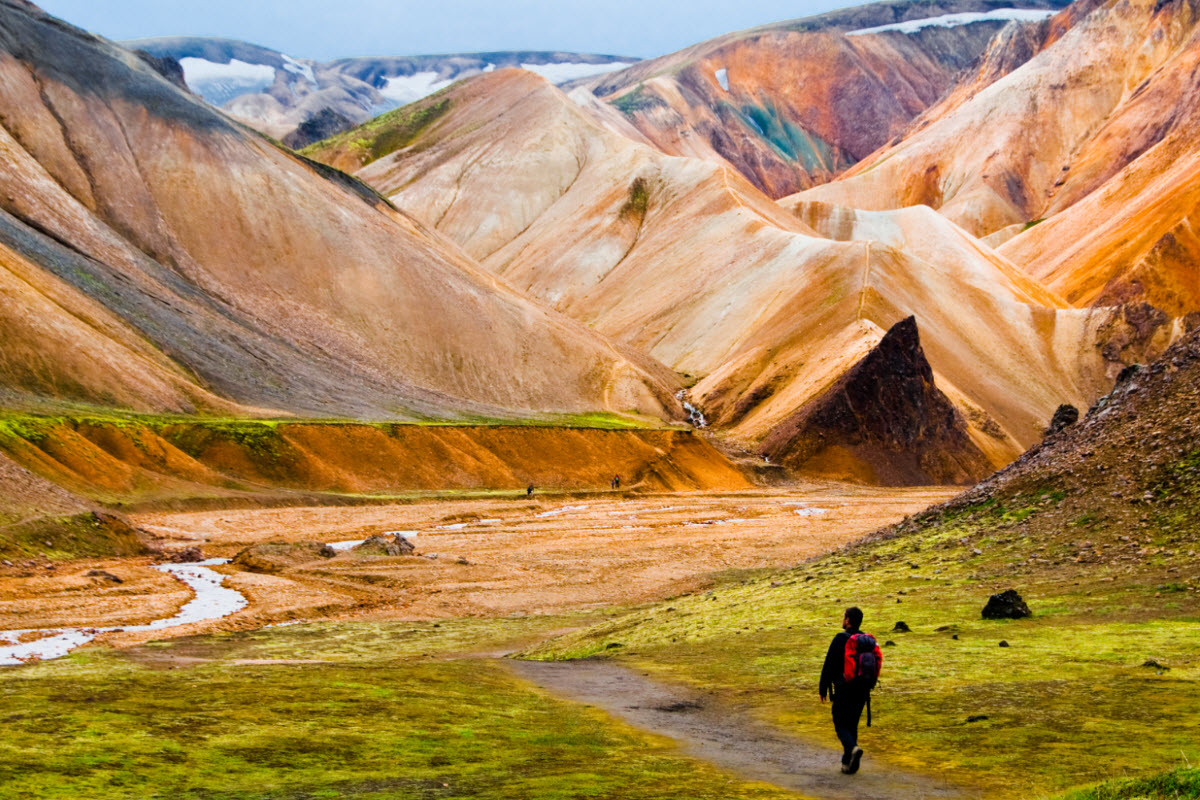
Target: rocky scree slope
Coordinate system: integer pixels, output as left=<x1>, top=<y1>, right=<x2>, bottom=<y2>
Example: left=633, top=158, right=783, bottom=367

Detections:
left=0, top=0, right=676, bottom=421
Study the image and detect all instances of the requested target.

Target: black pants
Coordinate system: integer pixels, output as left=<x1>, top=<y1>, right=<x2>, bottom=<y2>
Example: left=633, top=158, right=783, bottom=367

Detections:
left=831, top=691, right=868, bottom=763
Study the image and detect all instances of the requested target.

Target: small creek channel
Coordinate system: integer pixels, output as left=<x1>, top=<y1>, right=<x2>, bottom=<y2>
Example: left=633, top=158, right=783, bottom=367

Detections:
left=0, top=559, right=248, bottom=665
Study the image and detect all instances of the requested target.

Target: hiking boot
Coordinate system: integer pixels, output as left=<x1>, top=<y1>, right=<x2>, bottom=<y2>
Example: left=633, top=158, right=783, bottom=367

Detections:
left=847, top=748, right=864, bottom=774
left=840, top=762, right=852, bottom=774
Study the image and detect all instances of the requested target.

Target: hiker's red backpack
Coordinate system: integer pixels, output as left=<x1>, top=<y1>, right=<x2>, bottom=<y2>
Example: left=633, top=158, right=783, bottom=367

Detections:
left=843, top=632, right=882, bottom=690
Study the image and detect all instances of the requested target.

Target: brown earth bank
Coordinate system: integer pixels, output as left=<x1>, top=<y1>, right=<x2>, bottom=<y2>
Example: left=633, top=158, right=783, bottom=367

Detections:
left=0, top=418, right=749, bottom=509
left=0, top=486, right=955, bottom=652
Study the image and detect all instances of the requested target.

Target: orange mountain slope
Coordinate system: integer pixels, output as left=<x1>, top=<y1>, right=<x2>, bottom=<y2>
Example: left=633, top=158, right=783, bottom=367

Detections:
left=0, top=0, right=677, bottom=421
left=306, top=69, right=1175, bottom=482
left=568, top=0, right=1069, bottom=198
left=793, top=0, right=1200, bottom=268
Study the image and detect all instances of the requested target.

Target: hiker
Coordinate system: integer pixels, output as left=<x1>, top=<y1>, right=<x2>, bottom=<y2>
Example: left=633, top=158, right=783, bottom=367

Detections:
left=819, top=606, right=882, bottom=775
left=526, top=483, right=534, bottom=497
left=611, top=474, right=621, bottom=490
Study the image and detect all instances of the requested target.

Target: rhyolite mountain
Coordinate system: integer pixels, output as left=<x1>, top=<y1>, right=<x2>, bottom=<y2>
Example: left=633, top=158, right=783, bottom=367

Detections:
left=568, top=0, right=1070, bottom=198
left=0, top=0, right=676, bottom=422
left=795, top=0, right=1200, bottom=316
left=306, top=67, right=1176, bottom=484
left=129, top=36, right=637, bottom=147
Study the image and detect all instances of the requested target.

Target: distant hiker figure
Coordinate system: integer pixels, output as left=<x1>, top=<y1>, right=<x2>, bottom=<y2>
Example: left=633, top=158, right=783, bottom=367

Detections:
left=611, top=474, right=621, bottom=490
left=526, top=483, right=535, bottom=497
left=819, top=606, right=882, bottom=775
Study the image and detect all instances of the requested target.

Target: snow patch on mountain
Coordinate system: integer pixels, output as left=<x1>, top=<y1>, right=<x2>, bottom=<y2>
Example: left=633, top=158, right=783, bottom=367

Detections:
left=847, top=8, right=1055, bottom=36
left=715, top=68, right=729, bottom=91
left=379, top=72, right=455, bottom=104
left=180, top=57, right=276, bottom=105
left=521, top=61, right=633, bottom=84
left=281, top=54, right=316, bottom=85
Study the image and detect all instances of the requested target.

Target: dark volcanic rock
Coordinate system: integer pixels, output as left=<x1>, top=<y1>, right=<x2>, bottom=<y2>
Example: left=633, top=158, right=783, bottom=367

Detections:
left=892, top=620, right=912, bottom=632
left=166, top=546, right=204, bottom=564
left=133, top=49, right=188, bottom=90
left=760, top=316, right=992, bottom=485
left=86, top=569, right=123, bottom=583
left=982, top=589, right=1031, bottom=619
left=1045, top=404, right=1079, bottom=436
left=283, top=109, right=355, bottom=150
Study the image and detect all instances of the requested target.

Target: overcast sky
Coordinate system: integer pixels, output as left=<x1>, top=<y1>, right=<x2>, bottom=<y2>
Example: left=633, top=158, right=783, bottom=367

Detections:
left=35, top=1, right=853, bottom=60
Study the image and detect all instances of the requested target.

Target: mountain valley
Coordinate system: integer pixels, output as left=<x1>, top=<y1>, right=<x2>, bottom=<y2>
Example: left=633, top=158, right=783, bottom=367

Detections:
left=1, top=0, right=1199, bottom=797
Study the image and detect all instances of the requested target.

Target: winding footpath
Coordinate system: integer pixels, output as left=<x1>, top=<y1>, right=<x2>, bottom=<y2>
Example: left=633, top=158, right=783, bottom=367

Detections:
left=511, top=659, right=969, bottom=800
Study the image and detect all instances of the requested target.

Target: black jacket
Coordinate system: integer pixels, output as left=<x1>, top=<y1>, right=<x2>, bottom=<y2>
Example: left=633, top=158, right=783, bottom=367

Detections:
left=819, top=627, right=860, bottom=700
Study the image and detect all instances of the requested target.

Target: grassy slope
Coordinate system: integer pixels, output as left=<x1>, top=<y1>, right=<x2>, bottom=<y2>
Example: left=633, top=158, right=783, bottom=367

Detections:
left=1059, top=769, right=1200, bottom=799
left=523, top=332, right=1200, bottom=797
left=0, top=616, right=797, bottom=800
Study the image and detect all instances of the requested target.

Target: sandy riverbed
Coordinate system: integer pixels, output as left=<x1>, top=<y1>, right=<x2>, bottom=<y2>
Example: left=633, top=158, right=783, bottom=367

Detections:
left=1, top=485, right=957, bottom=652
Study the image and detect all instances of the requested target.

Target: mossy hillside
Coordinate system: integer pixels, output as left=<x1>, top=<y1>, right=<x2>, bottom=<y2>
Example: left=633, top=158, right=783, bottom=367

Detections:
left=522, top=489, right=1200, bottom=798
left=301, top=86, right=457, bottom=168
left=1055, top=768, right=1200, bottom=799
left=0, top=617, right=797, bottom=800
left=0, top=513, right=144, bottom=561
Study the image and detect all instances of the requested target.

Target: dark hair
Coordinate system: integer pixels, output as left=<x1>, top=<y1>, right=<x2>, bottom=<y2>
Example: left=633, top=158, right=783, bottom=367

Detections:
left=844, top=607, right=863, bottom=629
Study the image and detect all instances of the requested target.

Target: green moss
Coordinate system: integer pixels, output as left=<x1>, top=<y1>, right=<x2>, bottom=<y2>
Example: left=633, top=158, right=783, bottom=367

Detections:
left=611, top=85, right=665, bottom=116
left=0, top=513, right=144, bottom=561
left=619, top=177, right=651, bottom=222
left=0, top=620, right=797, bottom=800
left=1055, top=768, right=1200, bottom=799
left=302, top=88, right=456, bottom=167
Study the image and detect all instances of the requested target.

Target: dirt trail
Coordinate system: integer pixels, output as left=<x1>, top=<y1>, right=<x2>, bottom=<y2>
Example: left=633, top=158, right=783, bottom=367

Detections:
left=510, top=659, right=969, bottom=800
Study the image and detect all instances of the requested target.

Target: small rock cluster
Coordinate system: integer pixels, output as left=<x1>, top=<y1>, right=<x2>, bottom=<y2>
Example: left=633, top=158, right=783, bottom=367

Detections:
left=353, top=533, right=416, bottom=557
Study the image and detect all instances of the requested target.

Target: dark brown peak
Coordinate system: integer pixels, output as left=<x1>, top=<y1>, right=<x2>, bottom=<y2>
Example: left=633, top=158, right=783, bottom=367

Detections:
left=760, top=316, right=991, bottom=486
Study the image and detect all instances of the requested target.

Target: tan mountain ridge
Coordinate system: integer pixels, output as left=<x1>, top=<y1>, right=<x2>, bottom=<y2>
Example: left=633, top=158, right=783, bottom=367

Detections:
left=0, top=0, right=675, bottom=421
left=306, top=68, right=1173, bottom=484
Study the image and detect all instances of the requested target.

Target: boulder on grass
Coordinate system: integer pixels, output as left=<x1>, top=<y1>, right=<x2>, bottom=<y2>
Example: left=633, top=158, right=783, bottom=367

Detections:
left=982, top=589, right=1031, bottom=619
